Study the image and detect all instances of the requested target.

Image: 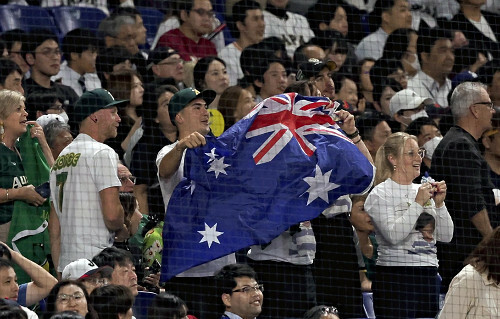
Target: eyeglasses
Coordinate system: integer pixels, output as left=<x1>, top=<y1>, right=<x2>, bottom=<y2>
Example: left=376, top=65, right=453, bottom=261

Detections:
left=157, top=58, right=183, bottom=66
left=190, top=8, right=215, bottom=18
left=56, top=292, right=85, bottom=304
left=120, top=176, right=136, bottom=184
left=320, top=306, right=339, bottom=316
left=232, top=284, right=264, bottom=294
left=35, top=48, right=61, bottom=57
left=473, top=101, right=494, bottom=109
left=404, top=148, right=426, bottom=159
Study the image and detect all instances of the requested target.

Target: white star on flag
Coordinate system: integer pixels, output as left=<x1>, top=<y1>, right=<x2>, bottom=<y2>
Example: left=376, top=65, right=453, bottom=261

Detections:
left=303, top=165, right=340, bottom=205
left=207, top=157, right=230, bottom=178
left=205, top=148, right=218, bottom=163
left=198, top=223, right=224, bottom=248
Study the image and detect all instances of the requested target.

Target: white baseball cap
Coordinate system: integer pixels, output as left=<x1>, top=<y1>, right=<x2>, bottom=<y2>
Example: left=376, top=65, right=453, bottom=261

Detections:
left=36, top=114, right=66, bottom=128
left=389, top=89, right=433, bottom=117
left=62, top=258, right=102, bottom=280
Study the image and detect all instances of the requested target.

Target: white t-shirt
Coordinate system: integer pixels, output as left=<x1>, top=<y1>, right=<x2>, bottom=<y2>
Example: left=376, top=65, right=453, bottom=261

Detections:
left=50, top=133, right=121, bottom=271
left=219, top=43, right=243, bottom=86
left=156, top=141, right=235, bottom=277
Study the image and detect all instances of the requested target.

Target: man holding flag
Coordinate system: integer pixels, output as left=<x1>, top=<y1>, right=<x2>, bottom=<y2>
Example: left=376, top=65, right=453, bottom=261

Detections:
left=159, top=92, right=375, bottom=318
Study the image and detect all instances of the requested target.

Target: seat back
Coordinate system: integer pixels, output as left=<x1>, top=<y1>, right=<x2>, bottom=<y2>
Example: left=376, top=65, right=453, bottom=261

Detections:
left=136, top=6, right=165, bottom=48
left=0, top=5, right=59, bottom=36
left=49, top=6, right=107, bottom=36
left=132, top=291, right=157, bottom=319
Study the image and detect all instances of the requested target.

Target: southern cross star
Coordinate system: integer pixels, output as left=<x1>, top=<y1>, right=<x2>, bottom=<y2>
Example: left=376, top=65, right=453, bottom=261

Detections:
left=198, top=223, right=224, bottom=248
left=205, top=148, right=218, bottom=163
left=207, top=157, right=230, bottom=178
left=303, top=165, right=340, bottom=205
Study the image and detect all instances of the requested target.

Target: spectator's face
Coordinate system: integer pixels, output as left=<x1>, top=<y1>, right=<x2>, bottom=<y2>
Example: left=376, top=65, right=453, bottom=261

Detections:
left=0, top=70, right=24, bottom=95
left=115, top=24, right=138, bottom=55
left=377, top=86, right=396, bottom=116
left=74, top=48, right=98, bottom=74
left=204, top=60, right=229, bottom=95
left=365, top=120, right=392, bottom=157
left=391, top=138, right=422, bottom=182
left=3, top=101, right=28, bottom=139
left=473, top=88, right=495, bottom=133
left=240, top=9, right=265, bottom=44
left=184, top=0, right=214, bottom=36
left=154, top=54, right=184, bottom=82
left=313, top=67, right=335, bottom=99
left=487, top=71, right=500, bottom=103
left=269, top=0, right=289, bottom=9
left=349, top=199, right=373, bottom=232
left=177, top=98, right=210, bottom=135
left=130, top=75, right=144, bottom=107
left=135, top=15, right=147, bottom=45
left=31, top=39, right=61, bottom=76
left=384, top=0, right=412, bottom=30
left=111, top=261, right=138, bottom=296
left=112, top=60, right=133, bottom=73
left=45, top=99, right=64, bottom=116
left=55, top=284, right=88, bottom=317
left=9, top=41, right=29, bottom=74
left=326, top=43, right=346, bottom=71
left=0, top=267, right=19, bottom=301
left=223, top=276, right=263, bottom=319
left=417, top=124, right=441, bottom=147
left=95, top=106, right=121, bottom=141
left=118, top=164, right=134, bottom=193
left=395, top=103, right=427, bottom=127
left=50, top=129, right=73, bottom=159
left=336, top=78, right=358, bottom=107
left=156, top=91, right=175, bottom=128
left=258, top=62, right=287, bottom=98
left=329, top=6, right=348, bottom=36
left=422, top=39, right=454, bottom=76
left=235, top=89, right=255, bottom=122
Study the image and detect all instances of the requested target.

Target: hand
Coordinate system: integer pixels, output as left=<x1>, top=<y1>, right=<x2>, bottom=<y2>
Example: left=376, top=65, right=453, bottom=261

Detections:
left=432, top=180, right=447, bottom=208
left=177, top=132, right=206, bottom=151
left=18, top=185, right=46, bottom=206
left=415, top=182, right=433, bottom=206
left=335, top=110, right=356, bottom=135
left=114, top=224, right=130, bottom=242
left=143, top=271, right=160, bottom=288
left=27, top=121, right=46, bottom=141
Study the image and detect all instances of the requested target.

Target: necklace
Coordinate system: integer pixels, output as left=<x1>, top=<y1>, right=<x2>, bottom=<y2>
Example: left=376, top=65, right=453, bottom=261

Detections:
left=1, top=142, right=22, bottom=160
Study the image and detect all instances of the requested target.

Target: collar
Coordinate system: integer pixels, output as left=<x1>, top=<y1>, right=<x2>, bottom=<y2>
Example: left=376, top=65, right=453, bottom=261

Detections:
left=417, top=70, right=451, bottom=91
left=223, top=311, right=257, bottom=319
left=266, top=3, right=288, bottom=20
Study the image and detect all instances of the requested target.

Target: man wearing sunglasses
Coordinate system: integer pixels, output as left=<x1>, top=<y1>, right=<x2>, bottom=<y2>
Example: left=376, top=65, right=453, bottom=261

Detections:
left=215, top=264, right=263, bottom=319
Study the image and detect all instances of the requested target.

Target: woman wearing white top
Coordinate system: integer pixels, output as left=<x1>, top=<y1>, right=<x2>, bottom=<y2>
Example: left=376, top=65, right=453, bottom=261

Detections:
left=365, top=132, right=453, bottom=318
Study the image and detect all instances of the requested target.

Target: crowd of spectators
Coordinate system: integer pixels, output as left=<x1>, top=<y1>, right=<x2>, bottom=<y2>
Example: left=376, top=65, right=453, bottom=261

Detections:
left=0, top=0, right=499, bottom=318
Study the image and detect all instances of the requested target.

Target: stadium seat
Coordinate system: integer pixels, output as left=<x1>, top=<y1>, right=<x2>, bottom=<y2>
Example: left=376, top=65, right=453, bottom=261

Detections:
left=48, top=6, right=107, bottom=36
left=132, top=291, right=157, bottom=319
left=0, top=5, right=59, bottom=36
left=136, top=6, right=164, bottom=48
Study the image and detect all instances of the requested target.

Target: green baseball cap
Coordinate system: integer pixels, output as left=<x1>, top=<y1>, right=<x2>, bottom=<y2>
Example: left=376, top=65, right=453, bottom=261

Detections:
left=73, top=88, right=129, bottom=124
left=168, top=88, right=216, bottom=123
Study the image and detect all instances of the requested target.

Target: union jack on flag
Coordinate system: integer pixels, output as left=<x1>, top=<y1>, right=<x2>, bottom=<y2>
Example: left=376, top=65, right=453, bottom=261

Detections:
left=161, top=93, right=374, bottom=281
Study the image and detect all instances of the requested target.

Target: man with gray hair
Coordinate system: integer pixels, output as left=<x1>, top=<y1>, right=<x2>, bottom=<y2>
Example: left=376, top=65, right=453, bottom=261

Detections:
left=42, top=119, right=73, bottom=159
left=98, top=15, right=138, bottom=57
left=430, top=81, right=498, bottom=291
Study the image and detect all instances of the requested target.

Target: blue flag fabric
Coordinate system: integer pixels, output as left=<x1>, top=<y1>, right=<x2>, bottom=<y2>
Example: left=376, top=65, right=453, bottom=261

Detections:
left=161, top=93, right=375, bottom=281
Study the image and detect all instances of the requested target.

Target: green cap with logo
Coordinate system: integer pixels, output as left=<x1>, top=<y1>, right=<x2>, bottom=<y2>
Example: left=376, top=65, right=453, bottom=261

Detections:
left=73, top=88, right=129, bottom=124
left=169, top=88, right=216, bottom=123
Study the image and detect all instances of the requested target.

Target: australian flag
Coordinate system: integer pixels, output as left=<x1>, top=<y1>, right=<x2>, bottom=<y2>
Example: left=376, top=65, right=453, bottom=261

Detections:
left=161, top=93, right=375, bottom=281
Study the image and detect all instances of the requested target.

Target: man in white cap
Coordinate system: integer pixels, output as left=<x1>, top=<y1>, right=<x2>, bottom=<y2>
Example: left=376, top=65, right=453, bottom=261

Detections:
left=389, top=88, right=431, bottom=132
left=62, top=258, right=113, bottom=294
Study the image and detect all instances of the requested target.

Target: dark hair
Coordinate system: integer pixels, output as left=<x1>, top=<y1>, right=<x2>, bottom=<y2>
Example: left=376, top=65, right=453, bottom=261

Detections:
left=218, top=85, right=245, bottom=130
left=465, top=226, right=500, bottom=285
left=303, top=305, right=339, bottom=319
left=405, top=116, right=439, bottom=138
left=90, top=285, right=133, bottom=319
left=92, top=247, right=134, bottom=269
left=230, top=0, right=262, bottom=39
left=148, top=293, right=188, bottom=319
left=381, top=28, right=416, bottom=61
left=477, top=60, right=500, bottom=85
left=23, top=28, right=58, bottom=61
left=417, top=28, right=452, bottom=57
left=370, top=59, right=404, bottom=86
left=193, top=56, right=227, bottom=91
left=44, top=280, right=95, bottom=319
left=372, top=76, right=402, bottom=105
left=0, top=299, right=27, bottom=319
left=1, top=29, right=26, bottom=53
left=95, top=46, right=132, bottom=87
left=0, top=259, right=13, bottom=271
left=25, top=91, right=60, bottom=120
left=0, top=242, right=12, bottom=260
left=62, top=28, right=98, bottom=63
left=110, top=6, right=141, bottom=18
left=356, top=111, right=391, bottom=142
left=284, top=80, right=312, bottom=96
left=372, top=0, right=398, bottom=26
left=0, top=58, right=22, bottom=86
left=119, top=192, right=137, bottom=231
left=214, top=263, right=257, bottom=295
left=333, top=73, right=354, bottom=94
left=306, top=0, right=344, bottom=35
